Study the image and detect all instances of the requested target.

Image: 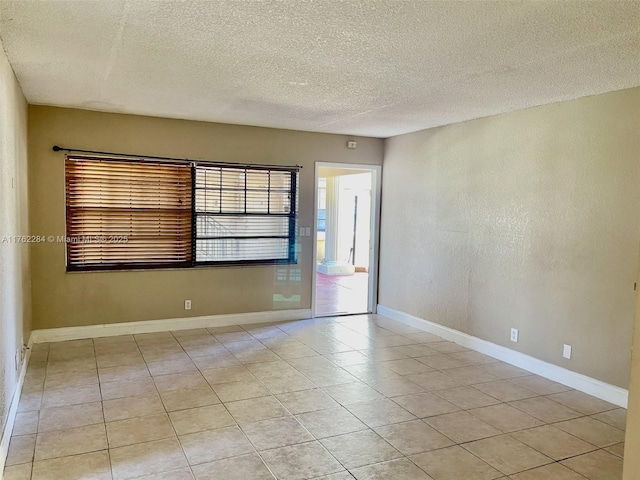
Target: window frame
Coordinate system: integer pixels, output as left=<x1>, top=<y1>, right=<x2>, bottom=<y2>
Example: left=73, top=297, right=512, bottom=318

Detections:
left=192, top=163, right=299, bottom=267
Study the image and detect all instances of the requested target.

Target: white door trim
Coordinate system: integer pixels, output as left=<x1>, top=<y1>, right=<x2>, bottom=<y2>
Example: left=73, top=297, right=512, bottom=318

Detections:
left=311, top=162, right=382, bottom=317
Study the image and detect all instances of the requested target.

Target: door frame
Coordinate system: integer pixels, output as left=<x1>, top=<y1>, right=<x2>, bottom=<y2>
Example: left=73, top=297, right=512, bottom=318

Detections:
left=311, top=162, right=382, bottom=318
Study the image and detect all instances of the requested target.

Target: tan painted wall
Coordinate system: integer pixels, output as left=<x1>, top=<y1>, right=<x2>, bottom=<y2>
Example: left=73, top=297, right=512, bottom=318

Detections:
left=379, top=88, right=640, bottom=388
left=0, top=40, right=30, bottom=437
left=28, top=106, right=383, bottom=330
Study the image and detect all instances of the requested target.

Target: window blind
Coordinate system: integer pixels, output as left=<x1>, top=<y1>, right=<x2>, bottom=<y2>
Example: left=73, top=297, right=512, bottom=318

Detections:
left=65, top=156, right=192, bottom=270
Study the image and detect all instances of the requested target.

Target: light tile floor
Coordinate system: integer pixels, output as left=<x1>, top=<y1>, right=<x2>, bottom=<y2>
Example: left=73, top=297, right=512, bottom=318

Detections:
left=3, top=314, right=625, bottom=480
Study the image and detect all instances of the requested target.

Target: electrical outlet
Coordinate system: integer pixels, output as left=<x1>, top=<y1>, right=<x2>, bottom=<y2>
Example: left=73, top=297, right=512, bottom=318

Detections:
left=184, top=299, right=192, bottom=310
left=510, top=328, right=519, bottom=343
left=305, top=227, right=311, bottom=236
left=563, top=344, right=572, bottom=359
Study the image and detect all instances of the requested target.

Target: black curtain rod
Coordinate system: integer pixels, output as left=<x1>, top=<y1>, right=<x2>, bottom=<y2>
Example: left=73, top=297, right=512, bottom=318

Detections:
left=52, top=145, right=303, bottom=170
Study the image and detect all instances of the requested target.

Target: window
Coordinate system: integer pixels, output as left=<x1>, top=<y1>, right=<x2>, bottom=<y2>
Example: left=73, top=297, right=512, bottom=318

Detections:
left=65, top=155, right=298, bottom=271
left=194, top=165, right=297, bottom=265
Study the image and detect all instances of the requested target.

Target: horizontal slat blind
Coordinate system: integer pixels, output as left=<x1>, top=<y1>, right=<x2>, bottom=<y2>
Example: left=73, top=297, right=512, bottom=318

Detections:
left=194, top=165, right=296, bottom=263
left=65, top=156, right=192, bottom=269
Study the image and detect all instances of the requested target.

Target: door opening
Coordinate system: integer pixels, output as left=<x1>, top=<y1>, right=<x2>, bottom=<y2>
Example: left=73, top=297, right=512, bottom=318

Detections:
left=313, top=164, right=381, bottom=317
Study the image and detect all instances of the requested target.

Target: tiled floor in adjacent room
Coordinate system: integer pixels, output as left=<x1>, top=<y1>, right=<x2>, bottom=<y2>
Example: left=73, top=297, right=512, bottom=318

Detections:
left=315, top=273, right=369, bottom=316
left=3, top=314, right=626, bottom=480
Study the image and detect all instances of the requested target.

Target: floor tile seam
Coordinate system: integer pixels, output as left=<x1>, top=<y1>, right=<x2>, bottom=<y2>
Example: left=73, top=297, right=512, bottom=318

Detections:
left=33, top=444, right=109, bottom=465
left=517, top=427, right=608, bottom=460
left=504, top=397, right=588, bottom=422
left=315, top=433, right=399, bottom=476
left=162, top=394, right=232, bottom=479
left=547, top=447, right=624, bottom=479
left=233, top=379, right=349, bottom=479
left=456, top=432, right=595, bottom=477
left=347, top=454, right=437, bottom=479
left=539, top=414, right=626, bottom=449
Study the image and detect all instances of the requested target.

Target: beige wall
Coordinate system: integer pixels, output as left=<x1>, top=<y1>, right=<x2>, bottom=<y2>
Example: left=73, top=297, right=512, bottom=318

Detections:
left=28, top=106, right=383, bottom=330
left=0, top=40, right=30, bottom=440
left=379, top=88, right=640, bottom=388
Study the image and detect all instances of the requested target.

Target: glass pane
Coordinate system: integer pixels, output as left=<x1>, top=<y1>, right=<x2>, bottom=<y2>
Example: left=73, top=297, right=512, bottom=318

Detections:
left=270, top=171, right=291, bottom=191
left=246, top=190, right=269, bottom=213
left=246, top=170, right=269, bottom=189
left=196, top=238, right=289, bottom=262
left=196, top=167, right=222, bottom=189
left=221, top=168, right=245, bottom=189
left=195, top=188, right=220, bottom=213
left=270, top=192, right=291, bottom=214
left=196, top=215, right=289, bottom=238
left=220, top=190, right=245, bottom=212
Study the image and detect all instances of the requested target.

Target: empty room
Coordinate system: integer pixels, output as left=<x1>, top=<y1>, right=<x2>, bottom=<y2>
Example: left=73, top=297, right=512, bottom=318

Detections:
left=1, top=1, right=640, bottom=479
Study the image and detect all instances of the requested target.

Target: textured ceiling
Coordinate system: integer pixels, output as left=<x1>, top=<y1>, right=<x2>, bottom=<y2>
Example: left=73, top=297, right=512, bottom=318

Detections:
left=0, top=1, right=639, bottom=138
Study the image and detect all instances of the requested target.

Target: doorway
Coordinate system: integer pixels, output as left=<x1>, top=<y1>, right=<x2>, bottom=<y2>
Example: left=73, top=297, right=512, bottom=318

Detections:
left=312, top=163, right=381, bottom=317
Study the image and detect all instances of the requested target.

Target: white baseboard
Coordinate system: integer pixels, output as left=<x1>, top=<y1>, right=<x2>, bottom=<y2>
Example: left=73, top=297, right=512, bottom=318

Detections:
left=1, top=335, right=32, bottom=477
left=377, top=304, right=628, bottom=408
left=30, top=309, right=312, bottom=344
